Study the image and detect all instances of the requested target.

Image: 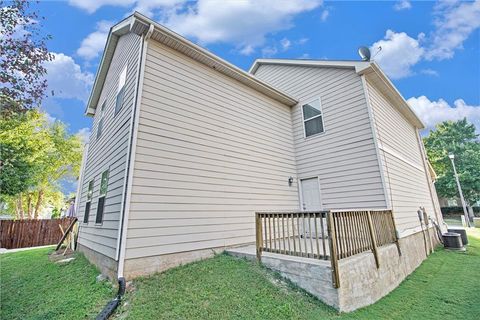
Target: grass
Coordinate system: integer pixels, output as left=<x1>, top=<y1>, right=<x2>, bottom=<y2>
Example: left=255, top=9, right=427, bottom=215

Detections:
left=2, top=230, right=479, bottom=319
left=117, top=229, right=480, bottom=320
left=0, top=248, right=114, bottom=320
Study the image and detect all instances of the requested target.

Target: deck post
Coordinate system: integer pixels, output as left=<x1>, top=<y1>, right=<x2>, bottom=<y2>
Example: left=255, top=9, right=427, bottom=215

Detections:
left=255, top=213, right=262, bottom=262
left=366, top=210, right=380, bottom=268
left=327, top=211, right=340, bottom=288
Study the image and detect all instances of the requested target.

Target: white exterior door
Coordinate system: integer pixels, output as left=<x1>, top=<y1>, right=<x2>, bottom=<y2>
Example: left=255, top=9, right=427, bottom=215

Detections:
left=301, top=177, right=321, bottom=211
left=300, top=177, right=323, bottom=238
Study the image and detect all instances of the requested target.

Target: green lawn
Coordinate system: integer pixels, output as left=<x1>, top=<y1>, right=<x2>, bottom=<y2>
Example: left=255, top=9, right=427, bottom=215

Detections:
left=118, top=229, right=480, bottom=320
left=2, top=230, right=480, bottom=320
left=0, top=248, right=113, bottom=320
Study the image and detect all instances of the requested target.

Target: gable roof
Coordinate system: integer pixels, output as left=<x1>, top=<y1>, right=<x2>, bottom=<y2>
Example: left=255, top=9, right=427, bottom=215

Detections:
left=250, top=59, right=425, bottom=129
left=85, top=13, right=297, bottom=116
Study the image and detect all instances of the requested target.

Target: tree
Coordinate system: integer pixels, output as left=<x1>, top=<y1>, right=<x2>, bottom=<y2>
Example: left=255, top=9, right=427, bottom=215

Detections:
left=0, top=110, right=83, bottom=219
left=30, top=119, right=83, bottom=218
left=0, top=111, right=50, bottom=217
left=0, top=0, right=53, bottom=115
left=424, top=118, right=480, bottom=206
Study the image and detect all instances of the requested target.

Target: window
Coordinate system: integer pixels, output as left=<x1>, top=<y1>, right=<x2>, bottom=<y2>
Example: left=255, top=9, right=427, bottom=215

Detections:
left=96, top=101, right=106, bottom=139
left=302, top=98, right=324, bottom=137
left=95, top=170, right=109, bottom=224
left=115, top=65, right=127, bottom=115
left=83, top=180, right=94, bottom=223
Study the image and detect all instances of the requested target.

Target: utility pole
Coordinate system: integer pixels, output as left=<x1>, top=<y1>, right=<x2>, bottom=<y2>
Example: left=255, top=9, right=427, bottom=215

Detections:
left=448, top=154, right=470, bottom=227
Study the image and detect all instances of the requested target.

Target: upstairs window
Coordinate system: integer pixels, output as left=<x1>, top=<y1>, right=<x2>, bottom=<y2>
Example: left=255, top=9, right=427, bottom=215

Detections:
left=115, top=65, right=127, bottom=115
left=96, top=101, right=106, bottom=139
left=95, top=170, right=109, bottom=224
left=302, top=98, right=325, bottom=137
left=83, top=180, right=94, bottom=223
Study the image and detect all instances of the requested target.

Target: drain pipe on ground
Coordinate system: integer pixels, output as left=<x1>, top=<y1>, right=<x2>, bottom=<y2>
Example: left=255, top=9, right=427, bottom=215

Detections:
left=95, top=278, right=126, bottom=320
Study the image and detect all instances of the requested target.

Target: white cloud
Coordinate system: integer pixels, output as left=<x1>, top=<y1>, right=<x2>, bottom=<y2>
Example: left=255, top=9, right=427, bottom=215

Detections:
left=45, top=53, right=94, bottom=102
left=407, top=96, right=480, bottom=133
left=425, top=0, right=480, bottom=60
left=163, top=0, right=322, bottom=54
left=420, top=68, right=439, bottom=76
left=69, top=0, right=321, bottom=55
left=280, top=38, right=291, bottom=51
left=68, top=0, right=184, bottom=15
left=239, top=44, right=255, bottom=55
left=132, top=0, right=186, bottom=17
left=320, top=9, right=329, bottom=21
left=371, top=30, right=424, bottom=79
left=77, top=20, right=113, bottom=60
left=261, top=46, right=278, bottom=58
left=393, top=0, right=411, bottom=11
left=372, top=1, right=479, bottom=79
left=76, top=127, right=91, bottom=144
left=68, top=0, right=134, bottom=14
left=297, top=37, right=309, bottom=45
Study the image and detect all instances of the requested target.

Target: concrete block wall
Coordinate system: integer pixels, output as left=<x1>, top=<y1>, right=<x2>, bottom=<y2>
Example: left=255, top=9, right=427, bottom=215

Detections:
left=337, top=227, right=440, bottom=312
left=228, top=228, right=440, bottom=312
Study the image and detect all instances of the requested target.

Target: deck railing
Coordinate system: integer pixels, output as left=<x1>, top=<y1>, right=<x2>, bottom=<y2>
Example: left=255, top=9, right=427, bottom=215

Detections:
left=255, top=209, right=400, bottom=288
left=255, top=211, right=329, bottom=261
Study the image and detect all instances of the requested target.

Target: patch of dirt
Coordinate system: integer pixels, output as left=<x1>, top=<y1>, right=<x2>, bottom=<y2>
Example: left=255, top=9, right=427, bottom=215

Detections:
left=49, top=249, right=75, bottom=262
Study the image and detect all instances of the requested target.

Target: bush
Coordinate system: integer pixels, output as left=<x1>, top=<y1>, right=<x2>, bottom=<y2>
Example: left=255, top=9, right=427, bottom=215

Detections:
left=441, top=206, right=480, bottom=217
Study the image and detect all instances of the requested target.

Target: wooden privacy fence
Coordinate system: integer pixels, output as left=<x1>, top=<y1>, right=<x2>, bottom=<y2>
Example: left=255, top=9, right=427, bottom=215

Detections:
left=255, top=209, right=400, bottom=288
left=0, top=217, right=76, bottom=249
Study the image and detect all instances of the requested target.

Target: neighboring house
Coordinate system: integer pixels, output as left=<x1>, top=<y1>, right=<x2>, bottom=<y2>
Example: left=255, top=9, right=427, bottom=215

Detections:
left=76, top=12, right=443, bottom=290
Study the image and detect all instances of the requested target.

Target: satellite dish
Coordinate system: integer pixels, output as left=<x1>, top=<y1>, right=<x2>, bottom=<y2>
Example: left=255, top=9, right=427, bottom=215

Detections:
left=358, top=46, right=371, bottom=61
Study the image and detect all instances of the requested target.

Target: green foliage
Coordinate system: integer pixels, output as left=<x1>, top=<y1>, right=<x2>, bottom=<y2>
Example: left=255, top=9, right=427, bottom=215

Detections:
left=424, top=118, right=480, bottom=205
left=0, top=110, right=83, bottom=218
left=2, top=232, right=480, bottom=319
left=0, top=248, right=113, bottom=320
left=0, top=0, right=53, bottom=115
left=0, top=111, right=49, bottom=196
left=116, top=231, right=480, bottom=319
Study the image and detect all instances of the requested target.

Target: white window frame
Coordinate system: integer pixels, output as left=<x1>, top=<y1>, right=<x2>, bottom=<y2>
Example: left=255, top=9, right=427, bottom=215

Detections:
left=115, top=64, right=128, bottom=116
left=301, top=97, right=325, bottom=138
left=96, top=100, right=106, bottom=139
left=95, top=168, right=109, bottom=225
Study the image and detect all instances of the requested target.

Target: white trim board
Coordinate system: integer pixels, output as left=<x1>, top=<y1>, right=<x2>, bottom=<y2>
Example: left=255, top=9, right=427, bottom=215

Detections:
left=377, top=142, right=425, bottom=173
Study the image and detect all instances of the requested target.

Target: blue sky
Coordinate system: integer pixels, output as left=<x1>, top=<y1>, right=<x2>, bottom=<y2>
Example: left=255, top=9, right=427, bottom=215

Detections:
left=37, top=0, right=480, bottom=141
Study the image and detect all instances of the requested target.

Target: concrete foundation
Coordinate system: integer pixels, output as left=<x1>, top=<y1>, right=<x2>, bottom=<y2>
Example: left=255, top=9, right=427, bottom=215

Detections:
left=123, top=246, right=229, bottom=280
left=228, top=245, right=339, bottom=308
left=78, top=244, right=118, bottom=280
left=228, top=227, right=440, bottom=312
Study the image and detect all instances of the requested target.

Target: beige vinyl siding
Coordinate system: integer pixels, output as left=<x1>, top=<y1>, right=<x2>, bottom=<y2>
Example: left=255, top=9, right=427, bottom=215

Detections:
left=254, top=65, right=387, bottom=209
left=124, top=41, right=299, bottom=260
left=77, top=32, right=142, bottom=259
left=366, top=79, right=434, bottom=232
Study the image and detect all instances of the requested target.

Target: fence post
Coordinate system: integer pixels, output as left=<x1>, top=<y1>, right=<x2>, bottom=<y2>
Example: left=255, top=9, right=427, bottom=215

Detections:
left=255, top=213, right=262, bottom=262
left=327, top=211, right=340, bottom=288
left=366, top=211, right=380, bottom=268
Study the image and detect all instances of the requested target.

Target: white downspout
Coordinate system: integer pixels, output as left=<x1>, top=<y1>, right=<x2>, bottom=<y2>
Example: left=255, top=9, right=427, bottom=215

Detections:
left=117, top=23, right=153, bottom=279
left=75, top=143, right=89, bottom=216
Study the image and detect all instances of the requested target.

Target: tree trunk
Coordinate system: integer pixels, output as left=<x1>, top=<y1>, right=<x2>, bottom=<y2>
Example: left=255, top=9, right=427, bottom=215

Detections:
left=27, top=194, right=33, bottom=219
left=33, top=189, right=44, bottom=219
left=15, top=199, right=21, bottom=219
left=17, top=194, right=24, bottom=219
